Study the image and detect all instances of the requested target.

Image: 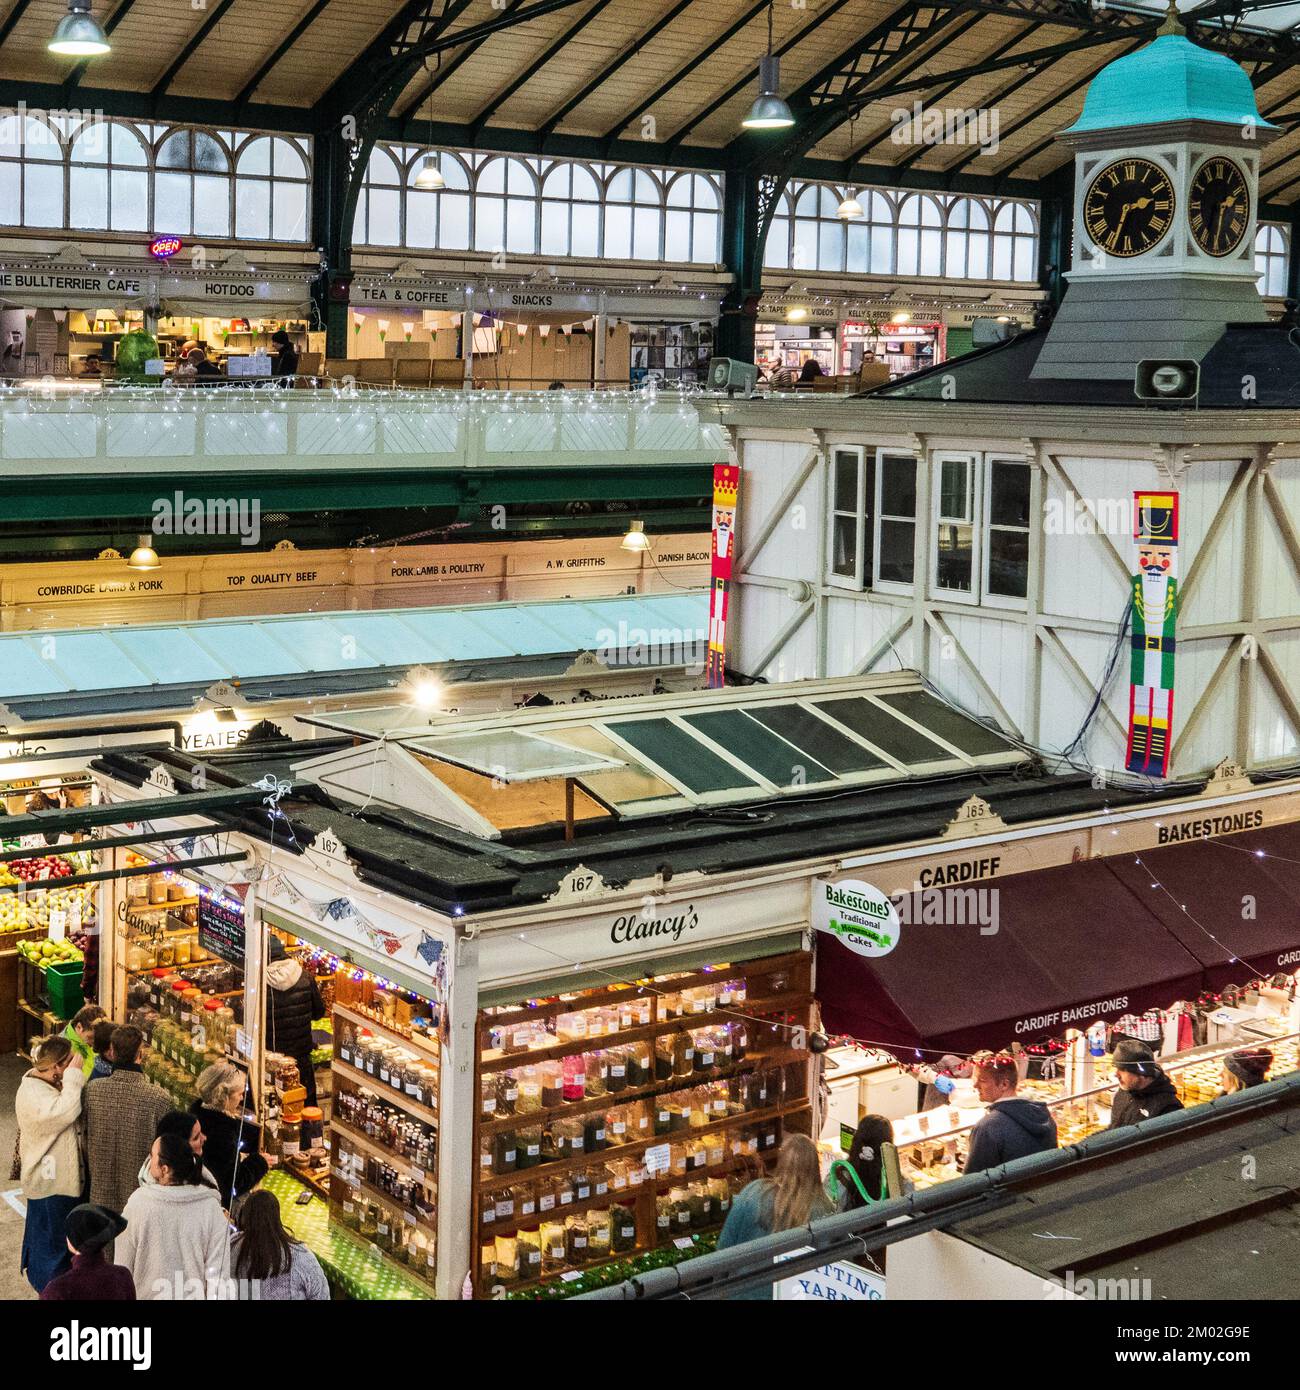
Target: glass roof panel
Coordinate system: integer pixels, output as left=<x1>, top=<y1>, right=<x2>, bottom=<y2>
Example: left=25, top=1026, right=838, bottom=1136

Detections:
left=543, top=726, right=685, bottom=810
left=4, top=639, right=73, bottom=697
left=186, top=622, right=305, bottom=677
left=29, top=630, right=149, bottom=684
left=746, top=704, right=887, bottom=773
left=874, top=690, right=1015, bottom=757
left=813, top=697, right=952, bottom=764
left=406, top=730, right=624, bottom=782
left=682, top=710, right=836, bottom=786
left=608, top=718, right=762, bottom=794
left=112, top=628, right=228, bottom=686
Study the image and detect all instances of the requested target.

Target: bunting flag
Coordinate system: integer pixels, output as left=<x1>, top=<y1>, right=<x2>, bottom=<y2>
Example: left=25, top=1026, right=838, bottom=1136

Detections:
left=1126, top=490, right=1179, bottom=778
left=416, top=931, right=443, bottom=967
left=179, top=836, right=197, bottom=857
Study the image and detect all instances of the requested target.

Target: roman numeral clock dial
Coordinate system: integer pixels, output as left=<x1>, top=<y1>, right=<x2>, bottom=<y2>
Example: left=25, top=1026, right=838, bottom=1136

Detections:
left=1189, top=157, right=1250, bottom=256
left=1083, top=157, right=1175, bottom=258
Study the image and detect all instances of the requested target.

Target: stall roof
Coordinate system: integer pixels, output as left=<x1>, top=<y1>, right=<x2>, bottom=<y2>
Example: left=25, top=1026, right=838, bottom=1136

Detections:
left=89, top=682, right=1250, bottom=920
left=0, top=592, right=705, bottom=720
left=938, top=1076, right=1300, bottom=1301
left=292, top=674, right=1028, bottom=830
left=816, top=821, right=1300, bottom=1056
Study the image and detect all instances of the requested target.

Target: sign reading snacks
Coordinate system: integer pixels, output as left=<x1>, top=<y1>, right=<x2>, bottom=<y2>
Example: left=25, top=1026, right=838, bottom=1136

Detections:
left=812, top=879, right=900, bottom=958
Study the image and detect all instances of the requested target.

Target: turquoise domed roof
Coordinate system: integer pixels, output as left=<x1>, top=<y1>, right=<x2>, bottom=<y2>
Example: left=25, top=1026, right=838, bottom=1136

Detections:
left=1064, top=32, right=1276, bottom=134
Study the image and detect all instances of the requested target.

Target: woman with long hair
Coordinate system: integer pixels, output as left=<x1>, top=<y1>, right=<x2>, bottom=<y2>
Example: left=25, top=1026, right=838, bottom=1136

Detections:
left=191, top=1060, right=267, bottom=1210
left=717, top=1133, right=833, bottom=1300
left=830, top=1114, right=903, bottom=1211
left=230, top=1189, right=329, bottom=1300
left=116, top=1133, right=231, bottom=1300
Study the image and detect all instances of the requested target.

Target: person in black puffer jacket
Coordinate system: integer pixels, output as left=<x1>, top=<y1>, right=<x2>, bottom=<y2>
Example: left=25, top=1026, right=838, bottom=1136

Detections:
left=1107, top=1040, right=1184, bottom=1128
left=265, top=937, right=325, bottom=1120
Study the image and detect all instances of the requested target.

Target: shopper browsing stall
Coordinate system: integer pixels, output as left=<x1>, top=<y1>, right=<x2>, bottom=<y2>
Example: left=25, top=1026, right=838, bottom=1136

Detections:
left=265, top=935, right=325, bottom=1120
left=63, top=1003, right=106, bottom=1079
left=40, top=1205, right=136, bottom=1302
left=1217, top=1047, right=1273, bottom=1097
left=116, top=1133, right=231, bottom=1300
left=16, top=1035, right=88, bottom=1292
left=1107, top=1041, right=1185, bottom=1128
left=84, top=1025, right=173, bottom=1215
left=138, top=1110, right=218, bottom=1190
left=963, top=1053, right=1057, bottom=1174
left=230, top=1189, right=329, bottom=1300
left=191, top=1061, right=268, bottom=1209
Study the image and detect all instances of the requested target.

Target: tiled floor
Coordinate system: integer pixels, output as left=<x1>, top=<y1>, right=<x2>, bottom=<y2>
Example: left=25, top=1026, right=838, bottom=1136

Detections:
left=0, top=1052, right=37, bottom=1300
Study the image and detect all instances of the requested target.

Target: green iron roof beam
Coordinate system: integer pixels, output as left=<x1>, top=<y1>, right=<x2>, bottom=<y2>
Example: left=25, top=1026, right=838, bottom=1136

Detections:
left=0, top=785, right=285, bottom=837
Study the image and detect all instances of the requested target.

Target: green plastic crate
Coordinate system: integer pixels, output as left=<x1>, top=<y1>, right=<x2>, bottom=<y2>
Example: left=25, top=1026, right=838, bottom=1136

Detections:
left=46, top=960, right=84, bottom=1021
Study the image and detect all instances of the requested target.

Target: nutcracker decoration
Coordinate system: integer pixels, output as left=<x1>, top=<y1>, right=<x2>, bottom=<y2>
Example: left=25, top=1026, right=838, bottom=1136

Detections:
left=705, top=463, right=740, bottom=689
left=1126, top=489, right=1179, bottom=777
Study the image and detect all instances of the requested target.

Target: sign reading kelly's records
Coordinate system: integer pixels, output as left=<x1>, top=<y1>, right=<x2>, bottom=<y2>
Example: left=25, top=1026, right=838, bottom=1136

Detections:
left=812, top=879, right=900, bottom=958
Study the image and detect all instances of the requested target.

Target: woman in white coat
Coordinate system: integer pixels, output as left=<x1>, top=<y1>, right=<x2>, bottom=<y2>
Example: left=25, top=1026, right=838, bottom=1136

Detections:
left=116, top=1133, right=232, bottom=1300
left=16, top=1035, right=87, bottom=1292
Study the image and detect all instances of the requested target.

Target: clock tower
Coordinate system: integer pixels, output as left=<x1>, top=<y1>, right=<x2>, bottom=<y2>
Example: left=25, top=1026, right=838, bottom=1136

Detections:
left=1031, top=2, right=1280, bottom=382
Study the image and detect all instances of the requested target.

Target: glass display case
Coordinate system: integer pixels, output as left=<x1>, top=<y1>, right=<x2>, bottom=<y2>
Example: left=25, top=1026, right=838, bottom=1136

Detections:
left=471, top=948, right=814, bottom=1298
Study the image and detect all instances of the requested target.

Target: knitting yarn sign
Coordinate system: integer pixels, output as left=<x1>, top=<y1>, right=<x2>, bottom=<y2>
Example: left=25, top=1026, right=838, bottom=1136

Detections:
left=813, top=879, right=900, bottom=958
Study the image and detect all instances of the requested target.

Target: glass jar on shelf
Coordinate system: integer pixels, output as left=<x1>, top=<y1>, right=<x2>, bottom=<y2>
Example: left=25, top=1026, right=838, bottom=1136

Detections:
left=653, top=1036, right=675, bottom=1082
left=516, top=1227, right=542, bottom=1282
left=584, top=1051, right=608, bottom=1099
left=516, top=1065, right=543, bottom=1115
left=672, top=1032, right=695, bottom=1079
left=539, top=1059, right=563, bottom=1109
left=626, top=1042, right=653, bottom=1088
left=587, top=1206, right=612, bottom=1261
left=541, top=1220, right=567, bottom=1274
left=517, top=1125, right=542, bottom=1170
left=610, top=1202, right=637, bottom=1253
left=606, top=1046, right=629, bottom=1094
left=564, top=1215, right=590, bottom=1265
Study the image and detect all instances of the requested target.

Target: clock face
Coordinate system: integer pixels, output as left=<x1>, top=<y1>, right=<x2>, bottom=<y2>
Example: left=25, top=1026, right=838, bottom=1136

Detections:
left=1189, top=157, right=1250, bottom=257
left=1083, top=158, right=1175, bottom=259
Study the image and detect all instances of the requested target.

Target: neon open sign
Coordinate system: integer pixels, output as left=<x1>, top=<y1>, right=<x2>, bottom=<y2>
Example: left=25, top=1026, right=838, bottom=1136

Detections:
left=149, top=236, right=183, bottom=260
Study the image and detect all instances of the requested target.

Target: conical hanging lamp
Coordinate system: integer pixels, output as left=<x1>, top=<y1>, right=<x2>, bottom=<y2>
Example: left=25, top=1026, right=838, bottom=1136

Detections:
left=742, top=1, right=794, bottom=130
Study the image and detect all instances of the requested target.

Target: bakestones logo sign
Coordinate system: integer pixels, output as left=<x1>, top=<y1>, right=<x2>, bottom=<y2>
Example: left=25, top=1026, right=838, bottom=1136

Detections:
left=812, top=879, right=900, bottom=958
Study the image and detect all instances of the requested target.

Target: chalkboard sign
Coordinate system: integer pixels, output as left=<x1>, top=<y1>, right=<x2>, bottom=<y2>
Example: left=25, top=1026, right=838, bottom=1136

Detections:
left=198, top=893, right=246, bottom=967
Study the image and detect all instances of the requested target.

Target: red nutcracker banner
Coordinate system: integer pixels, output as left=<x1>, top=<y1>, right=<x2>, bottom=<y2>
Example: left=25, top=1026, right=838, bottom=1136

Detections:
left=705, top=462, right=740, bottom=689
left=1126, top=489, right=1179, bottom=778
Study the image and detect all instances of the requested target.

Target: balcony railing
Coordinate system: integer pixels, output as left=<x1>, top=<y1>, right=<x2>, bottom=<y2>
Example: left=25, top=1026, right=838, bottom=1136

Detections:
left=0, top=382, right=728, bottom=478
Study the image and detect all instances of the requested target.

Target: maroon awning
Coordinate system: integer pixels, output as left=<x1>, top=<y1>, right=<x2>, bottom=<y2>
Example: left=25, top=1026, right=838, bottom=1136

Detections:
left=1107, top=822, right=1300, bottom=991
left=815, top=855, right=1207, bottom=1058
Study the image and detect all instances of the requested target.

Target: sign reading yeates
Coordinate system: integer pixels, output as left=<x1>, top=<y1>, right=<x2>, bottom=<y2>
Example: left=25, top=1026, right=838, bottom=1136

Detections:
left=812, top=879, right=900, bottom=958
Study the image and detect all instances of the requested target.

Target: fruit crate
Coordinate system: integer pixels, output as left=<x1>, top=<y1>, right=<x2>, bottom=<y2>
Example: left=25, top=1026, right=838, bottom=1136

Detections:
left=19, top=956, right=51, bottom=1012
left=46, top=960, right=85, bottom=1021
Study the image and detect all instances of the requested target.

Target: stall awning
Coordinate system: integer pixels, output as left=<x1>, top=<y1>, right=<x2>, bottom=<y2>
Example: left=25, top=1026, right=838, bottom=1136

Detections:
left=1107, top=822, right=1300, bottom=990
left=815, top=856, right=1208, bottom=1057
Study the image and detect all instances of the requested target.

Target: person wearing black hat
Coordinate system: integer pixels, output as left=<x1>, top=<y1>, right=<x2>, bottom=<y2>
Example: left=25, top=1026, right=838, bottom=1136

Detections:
left=40, top=1204, right=136, bottom=1301
left=270, top=330, right=299, bottom=381
left=1107, top=1039, right=1184, bottom=1128
left=1217, top=1047, right=1272, bottom=1098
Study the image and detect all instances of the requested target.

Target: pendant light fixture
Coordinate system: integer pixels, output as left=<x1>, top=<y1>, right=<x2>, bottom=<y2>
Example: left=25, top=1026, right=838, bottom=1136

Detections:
left=741, top=1, right=794, bottom=130
left=48, top=0, right=110, bottom=56
left=127, top=535, right=160, bottom=571
left=621, top=519, right=649, bottom=553
left=837, top=111, right=862, bottom=219
left=413, top=56, right=446, bottom=190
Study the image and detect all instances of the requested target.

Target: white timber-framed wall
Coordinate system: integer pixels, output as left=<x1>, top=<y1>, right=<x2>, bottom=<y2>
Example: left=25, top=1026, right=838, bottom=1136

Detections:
left=698, top=399, right=1300, bottom=780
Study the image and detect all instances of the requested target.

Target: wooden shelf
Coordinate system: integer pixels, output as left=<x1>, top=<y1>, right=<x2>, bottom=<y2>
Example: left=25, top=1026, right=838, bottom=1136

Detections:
left=330, top=1172, right=437, bottom=1235
left=332, top=1059, right=440, bottom=1126
left=333, top=1004, right=439, bottom=1062
left=482, top=950, right=809, bottom=1031
left=332, top=1118, right=436, bottom=1189
left=479, top=990, right=812, bottom=1073
left=477, top=1045, right=808, bottom=1136
left=481, top=1144, right=783, bottom=1242
left=477, top=1098, right=808, bottom=1195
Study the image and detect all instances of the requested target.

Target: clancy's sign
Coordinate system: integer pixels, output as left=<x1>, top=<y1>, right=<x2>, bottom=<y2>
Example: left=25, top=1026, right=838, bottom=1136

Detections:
left=610, top=904, right=699, bottom=946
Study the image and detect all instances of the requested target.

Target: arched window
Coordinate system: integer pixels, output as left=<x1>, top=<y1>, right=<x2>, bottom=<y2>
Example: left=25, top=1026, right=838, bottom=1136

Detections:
left=0, top=115, right=65, bottom=227
left=664, top=172, right=720, bottom=263
left=764, top=190, right=793, bottom=269
left=234, top=135, right=309, bottom=241
left=605, top=166, right=664, bottom=260
left=69, top=121, right=149, bottom=232
left=1255, top=223, right=1289, bottom=297
left=896, top=193, right=943, bottom=276
left=944, top=197, right=991, bottom=279
left=154, top=128, right=231, bottom=236
left=408, top=150, right=471, bottom=250
left=845, top=190, right=896, bottom=274
left=353, top=145, right=402, bottom=246
left=540, top=160, right=600, bottom=257
left=992, top=199, right=1037, bottom=281
left=474, top=156, right=539, bottom=254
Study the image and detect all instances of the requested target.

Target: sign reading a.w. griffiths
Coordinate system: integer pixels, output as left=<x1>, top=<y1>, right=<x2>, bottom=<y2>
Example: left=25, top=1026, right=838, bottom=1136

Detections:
left=812, top=879, right=900, bottom=958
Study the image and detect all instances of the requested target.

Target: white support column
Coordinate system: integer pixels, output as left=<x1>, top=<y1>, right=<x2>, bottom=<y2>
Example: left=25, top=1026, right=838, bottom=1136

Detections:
left=593, top=314, right=607, bottom=387
left=435, top=929, right=479, bottom=1300
left=461, top=311, right=474, bottom=391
